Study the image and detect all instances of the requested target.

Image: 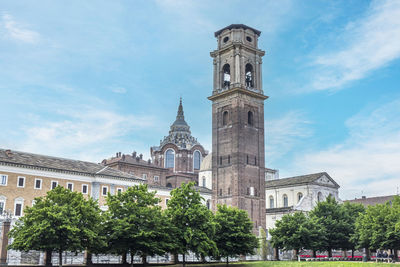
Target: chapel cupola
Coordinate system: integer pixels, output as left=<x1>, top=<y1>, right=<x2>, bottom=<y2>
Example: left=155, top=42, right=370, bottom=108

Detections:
left=210, top=24, right=265, bottom=95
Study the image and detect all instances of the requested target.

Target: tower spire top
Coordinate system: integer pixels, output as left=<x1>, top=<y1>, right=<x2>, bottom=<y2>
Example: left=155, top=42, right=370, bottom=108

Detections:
left=177, top=97, right=184, bottom=119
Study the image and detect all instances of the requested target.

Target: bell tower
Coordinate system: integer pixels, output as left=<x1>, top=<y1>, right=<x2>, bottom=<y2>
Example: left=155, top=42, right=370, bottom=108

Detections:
left=208, top=24, right=267, bottom=233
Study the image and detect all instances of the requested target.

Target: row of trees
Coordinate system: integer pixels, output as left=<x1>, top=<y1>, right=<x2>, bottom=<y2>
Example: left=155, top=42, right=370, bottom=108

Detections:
left=9, top=182, right=258, bottom=267
left=270, top=195, right=400, bottom=260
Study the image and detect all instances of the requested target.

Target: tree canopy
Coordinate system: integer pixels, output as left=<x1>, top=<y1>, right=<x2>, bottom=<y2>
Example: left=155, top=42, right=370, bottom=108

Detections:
left=105, top=184, right=172, bottom=265
left=9, top=186, right=104, bottom=267
left=165, top=182, right=217, bottom=265
left=214, top=204, right=258, bottom=264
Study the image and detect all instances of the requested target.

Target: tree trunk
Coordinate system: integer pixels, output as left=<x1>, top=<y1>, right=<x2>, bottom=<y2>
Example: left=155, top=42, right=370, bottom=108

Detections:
left=58, top=251, right=62, bottom=267
left=351, top=249, right=354, bottom=259
left=122, top=252, right=127, bottom=264
left=394, top=249, right=398, bottom=261
left=173, top=253, right=179, bottom=264
left=226, top=256, right=229, bottom=266
left=328, top=249, right=332, bottom=258
left=365, top=248, right=370, bottom=261
left=130, top=252, right=134, bottom=267
left=182, top=254, right=186, bottom=267
left=273, top=248, right=279, bottom=260
left=201, top=254, right=206, bottom=263
left=343, top=250, right=347, bottom=258
left=142, top=254, right=147, bottom=266
left=292, top=249, right=298, bottom=260
left=45, top=250, right=52, bottom=266
left=312, top=250, right=317, bottom=258
left=85, top=251, right=93, bottom=266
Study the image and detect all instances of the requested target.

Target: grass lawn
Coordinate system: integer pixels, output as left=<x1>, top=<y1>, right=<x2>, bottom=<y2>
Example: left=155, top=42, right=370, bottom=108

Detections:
left=238, top=261, right=398, bottom=266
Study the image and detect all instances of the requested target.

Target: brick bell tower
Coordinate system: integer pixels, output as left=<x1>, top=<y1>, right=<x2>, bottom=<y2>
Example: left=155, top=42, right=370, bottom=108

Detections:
left=208, top=24, right=267, bottom=233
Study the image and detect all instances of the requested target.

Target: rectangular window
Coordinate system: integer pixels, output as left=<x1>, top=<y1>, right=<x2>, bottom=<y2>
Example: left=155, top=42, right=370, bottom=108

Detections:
left=228, top=155, right=230, bottom=164
left=15, top=203, right=22, bottom=216
left=34, top=179, right=42, bottom=189
left=143, top=174, right=147, bottom=179
left=0, top=175, right=7, bottom=186
left=102, top=186, right=108, bottom=196
left=17, top=176, right=25, bottom=188
left=166, top=199, right=169, bottom=205
left=82, top=184, right=88, bottom=194
left=117, top=188, right=123, bottom=194
left=67, top=182, right=73, bottom=191
left=154, top=176, right=159, bottom=182
left=51, top=181, right=58, bottom=190
left=250, top=187, right=254, bottom=196
left=0, top=202, right=4, bottom=214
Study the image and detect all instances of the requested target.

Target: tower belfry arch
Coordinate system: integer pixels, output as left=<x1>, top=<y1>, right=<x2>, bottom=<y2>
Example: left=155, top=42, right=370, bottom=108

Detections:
left=208, top=24, right=267, bottom=233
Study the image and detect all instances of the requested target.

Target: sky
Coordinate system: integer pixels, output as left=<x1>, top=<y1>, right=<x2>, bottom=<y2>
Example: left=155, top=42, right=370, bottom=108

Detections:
left=1, top=0, right=400, bottom=200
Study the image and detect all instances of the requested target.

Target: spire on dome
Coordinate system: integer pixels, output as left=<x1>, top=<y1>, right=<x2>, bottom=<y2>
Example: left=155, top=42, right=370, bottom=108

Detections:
left=153, top=97, right=201, bottom=150
left=171, top=98, right=189, bottom=129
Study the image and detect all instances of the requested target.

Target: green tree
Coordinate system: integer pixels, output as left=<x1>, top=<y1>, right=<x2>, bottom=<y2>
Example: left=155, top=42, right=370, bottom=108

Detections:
left=105, top=184, right=172, bottom=266
left=213, top=205, right=258, bottom=265
left=270, top=212, right=322, bottom=259
left=342, top=202, right=365, bottom=257
left=9, top=186, right=104, bottom=267
left=165, top=182, right=217, bottom=266
left=309, top=195, right=350, bottom=257
left=355, top=196, right=400, bottom=260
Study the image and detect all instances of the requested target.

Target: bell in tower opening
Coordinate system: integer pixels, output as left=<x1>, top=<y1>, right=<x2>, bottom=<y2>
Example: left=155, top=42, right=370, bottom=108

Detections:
left=208, top=24, right=268, bottom=234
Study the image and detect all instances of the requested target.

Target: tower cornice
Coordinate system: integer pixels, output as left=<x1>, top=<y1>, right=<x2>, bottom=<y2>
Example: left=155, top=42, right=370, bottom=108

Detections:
left=208, top=86, right=268, bottom=101
left=210, top=43, right=265, bottom=58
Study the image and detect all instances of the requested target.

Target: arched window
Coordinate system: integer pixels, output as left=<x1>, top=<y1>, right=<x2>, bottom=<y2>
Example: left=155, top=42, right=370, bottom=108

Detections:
left=222, top=64, right=230, bottom=88
left=193, top=151, right=201, bottom=170
left=245, top=64, right=254, bottom=88
left=269, top=196, right=274, bottom=208
left=222, top=111, right=228, bottom=126
left=165, top=149, right=175, bottom=169
left=317, top=192, right=323, bottom=202
left=297, top=192, right=303, bottom=203
left=283, top=194, right=288, bottom=207
left=248, top=111, right=254, bottom=126
left=202, top=177, right=206, bottom=187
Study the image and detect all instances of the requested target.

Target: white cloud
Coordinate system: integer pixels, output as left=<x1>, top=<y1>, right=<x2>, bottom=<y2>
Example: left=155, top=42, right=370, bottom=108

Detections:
left=266, top=111, right=313, bottom=163
left=2, top=14, right=40, bottom=43
left=293, top=98, right=400, bottom=199
left=310, top=0, right=400, bottom=91
left=17, top=108, right=155, bottom=162
left=109, top=86, right=127, bottom=94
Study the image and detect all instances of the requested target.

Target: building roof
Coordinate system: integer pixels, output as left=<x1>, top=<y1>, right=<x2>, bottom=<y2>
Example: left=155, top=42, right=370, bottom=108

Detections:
left=102, top=152, right=165, bottom=170
left=152, top=98, right=202, bottom=151
left=346, top=195, right=396, bottom=207
left=0, top=148, right=144, bottom=181
left=214, top=24, right=261, bottom=37
left=265, top=172, right=340, bottom=189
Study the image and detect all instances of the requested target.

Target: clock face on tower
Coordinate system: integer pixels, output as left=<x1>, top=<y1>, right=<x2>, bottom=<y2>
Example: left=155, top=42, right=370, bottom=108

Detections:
left=209, top=24, right=268, bottom=234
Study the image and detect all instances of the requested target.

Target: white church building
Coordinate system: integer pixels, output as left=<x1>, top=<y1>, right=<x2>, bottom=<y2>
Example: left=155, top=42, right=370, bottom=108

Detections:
left=199, top=155, right=340, bottom=234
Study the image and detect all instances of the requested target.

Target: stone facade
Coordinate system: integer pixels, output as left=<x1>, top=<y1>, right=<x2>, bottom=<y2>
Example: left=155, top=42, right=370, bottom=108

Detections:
left=265, top=172, right=340, bottom=233
left=0, top=148, right=212, bottom=218
left=102, top=152, right=168, bottom=186
left=209, top=24, right=267, bottom=233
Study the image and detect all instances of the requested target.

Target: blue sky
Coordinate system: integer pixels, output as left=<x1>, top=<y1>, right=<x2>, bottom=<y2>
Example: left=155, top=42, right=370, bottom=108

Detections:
left=1, top=0, right=400, bottom=199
